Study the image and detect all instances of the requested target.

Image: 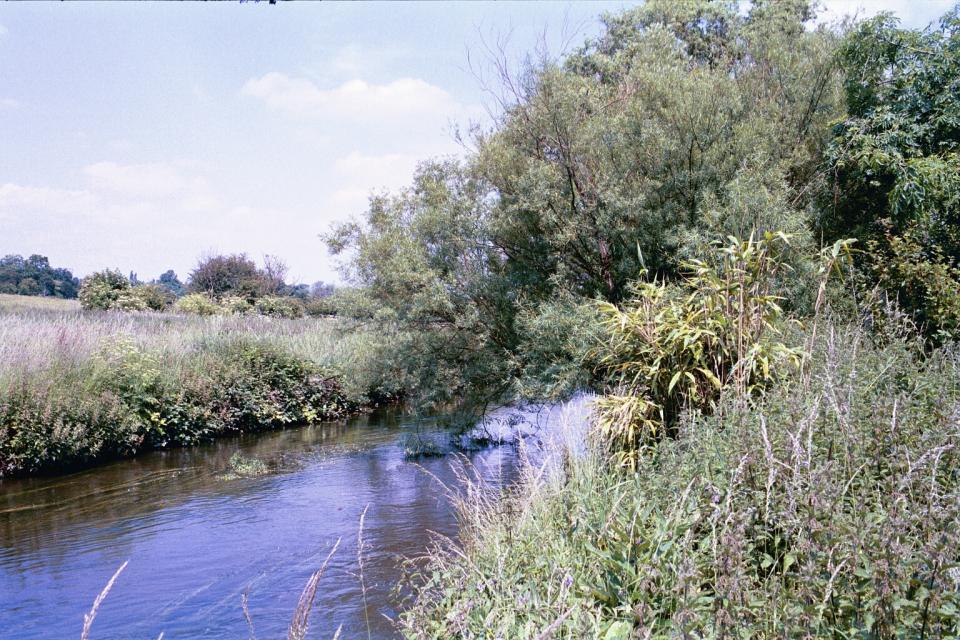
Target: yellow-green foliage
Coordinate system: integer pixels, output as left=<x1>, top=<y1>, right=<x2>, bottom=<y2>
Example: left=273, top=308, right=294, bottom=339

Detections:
left=174, top=293, right=221, bottom=316
left=254, top=295, right=304, bottom=319
left=592, top=234, right=850, bottom=462
left=221, top=295, right=253, bottom=315
left=79, top=270, right=136, bottom=311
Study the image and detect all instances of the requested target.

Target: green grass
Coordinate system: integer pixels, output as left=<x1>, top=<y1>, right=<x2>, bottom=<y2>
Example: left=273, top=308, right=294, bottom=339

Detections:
left=401, top=322, right=960, bottom=638
left=0, top=298, right=405, bottom=476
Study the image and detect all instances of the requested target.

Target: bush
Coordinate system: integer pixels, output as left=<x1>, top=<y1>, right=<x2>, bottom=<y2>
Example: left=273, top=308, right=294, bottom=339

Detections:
left=254, top=295, right=304, bottom=319
left=221, top=295, right=253, bottom=315
left=590, top=234, right=851, bottom=462
left=134, top=283, right=175, bottom=311
left=0, top=337, right=354, bottom=476
left=78, top=269, right=132, bottom=310
left=174, top=293, right=221, bottom=316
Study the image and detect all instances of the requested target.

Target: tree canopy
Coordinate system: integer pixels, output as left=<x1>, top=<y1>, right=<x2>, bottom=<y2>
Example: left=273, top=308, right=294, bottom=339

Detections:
left=0, top=254, right=79, bottom=298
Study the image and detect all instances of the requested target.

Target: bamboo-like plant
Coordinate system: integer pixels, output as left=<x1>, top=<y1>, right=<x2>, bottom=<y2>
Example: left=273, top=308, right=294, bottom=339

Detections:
left=593, top=232, right=853, bottom=464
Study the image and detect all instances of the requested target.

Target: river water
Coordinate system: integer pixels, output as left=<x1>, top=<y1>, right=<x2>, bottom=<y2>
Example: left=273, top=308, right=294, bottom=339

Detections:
left=0, top=410, right=529, bottom=639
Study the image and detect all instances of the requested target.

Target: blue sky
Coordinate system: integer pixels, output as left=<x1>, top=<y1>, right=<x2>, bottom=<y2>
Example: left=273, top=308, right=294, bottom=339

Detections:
left=0, top=1, right=954, bottom=285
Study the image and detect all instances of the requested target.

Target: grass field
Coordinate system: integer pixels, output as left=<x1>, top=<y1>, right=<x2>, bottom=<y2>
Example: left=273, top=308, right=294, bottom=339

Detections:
left=0, top=293, right=80, bottom=313
left=0, top=294, right=400, bottom=476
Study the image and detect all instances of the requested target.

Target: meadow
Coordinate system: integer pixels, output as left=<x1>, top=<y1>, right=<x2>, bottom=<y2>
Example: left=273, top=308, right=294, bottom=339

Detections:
left=0, top=294, right=399, bottom=476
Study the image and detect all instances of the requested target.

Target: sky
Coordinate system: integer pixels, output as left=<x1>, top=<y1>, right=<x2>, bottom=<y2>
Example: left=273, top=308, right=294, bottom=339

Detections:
left=0, top=1, right=955, bottom=286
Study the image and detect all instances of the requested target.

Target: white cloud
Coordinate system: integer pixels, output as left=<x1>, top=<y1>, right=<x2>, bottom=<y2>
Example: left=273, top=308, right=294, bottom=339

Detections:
left=0, top=162, right=286, bottom=278
left=241, top=73, right=483, bottom=124
left=84, top=161, right=189, bottom=198
left=333, top=151, right=421, bottom=189
left=0, top=97, right=19, bottom=109
left=0, top=183, right=98, bottom=224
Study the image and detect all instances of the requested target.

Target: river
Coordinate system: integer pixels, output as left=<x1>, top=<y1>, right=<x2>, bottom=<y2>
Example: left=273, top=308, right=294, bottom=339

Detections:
left=0, top=409, right=530, bottom=639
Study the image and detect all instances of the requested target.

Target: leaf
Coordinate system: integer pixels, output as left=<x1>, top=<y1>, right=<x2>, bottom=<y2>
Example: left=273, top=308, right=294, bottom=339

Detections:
left=603, top=621, right=632, bottom=640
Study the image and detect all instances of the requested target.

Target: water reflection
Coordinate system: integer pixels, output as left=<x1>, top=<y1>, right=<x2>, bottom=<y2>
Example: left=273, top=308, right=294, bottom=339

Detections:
left=0, top=411, right=520, bottom=639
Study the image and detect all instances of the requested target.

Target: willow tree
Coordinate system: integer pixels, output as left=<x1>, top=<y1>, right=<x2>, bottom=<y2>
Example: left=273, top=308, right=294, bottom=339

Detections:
left=325, top=160, right=517, bottom=411
left=475, top=0, right=843, bottom=302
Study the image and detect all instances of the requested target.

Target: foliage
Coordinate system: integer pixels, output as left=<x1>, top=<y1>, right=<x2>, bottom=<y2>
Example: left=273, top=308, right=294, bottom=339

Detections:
left=0, top=332, right=356, bottom=476
left=324, top=0, right=847, bottom=413
left=511, top=293, right=602, bottom=402
left=255, top=295, right=304, bottom=319
left=188, top=253, right=282, bottom=300
left=155, top=269, right=185, bottom=297
left=402, top=322, right=960, bottom=638
left=134, top=283, right=176, bottom=311
left=326, top=160, right=516, bottom=411
left=819, top=8, right=960, bottom=337
left=221, top=295, right=253, bottom=315
left=174, top=293, right=221, bottom=316
left=868, top=227, right=960, bottom=341
left=78, top=270, right=141, bottom=311
left=0, top=254, right=79, bottom=298
left=472, top=0, right=841, bottom=302
left=592, top=234, right=852, bottom=462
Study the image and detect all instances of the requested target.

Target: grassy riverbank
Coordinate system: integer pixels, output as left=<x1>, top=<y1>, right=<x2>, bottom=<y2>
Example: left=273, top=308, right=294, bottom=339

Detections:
left=401, top=322, right=960, bottom=637
left=0, top=295, right=402, bottom=477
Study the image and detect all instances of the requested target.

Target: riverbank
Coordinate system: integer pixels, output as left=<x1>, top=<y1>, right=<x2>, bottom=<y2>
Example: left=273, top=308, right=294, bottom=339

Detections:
left=0, top=297, right=404, bottom=477
left=400, top=323, right=960, bottom=637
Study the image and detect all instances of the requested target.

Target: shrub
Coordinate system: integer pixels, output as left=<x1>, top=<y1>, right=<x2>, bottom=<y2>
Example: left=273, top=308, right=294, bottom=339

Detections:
left=0, top=337, right=354, bottom=476
left=254, top=295, right=304, bottom=319
left=221, top=295, right=253, bottom=315
left=134, top=284, right=175, bottom=311
left=174, top=293, right=221, bottom=316
left=78, top=270, right=132, bottom=310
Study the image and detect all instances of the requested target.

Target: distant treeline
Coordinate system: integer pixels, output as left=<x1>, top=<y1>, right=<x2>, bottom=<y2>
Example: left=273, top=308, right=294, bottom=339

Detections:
left=78, top=253, right=338, bottom=318
left=0, top=254, right=80, bottom=299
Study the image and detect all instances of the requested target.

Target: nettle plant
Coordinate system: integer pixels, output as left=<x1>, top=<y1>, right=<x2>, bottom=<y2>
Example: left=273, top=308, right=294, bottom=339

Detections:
left=593, top=232, right=851, bottom=463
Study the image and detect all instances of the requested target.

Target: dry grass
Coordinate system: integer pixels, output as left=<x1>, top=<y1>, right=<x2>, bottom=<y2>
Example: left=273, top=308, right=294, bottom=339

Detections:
left=0, top=293, right=79, bottom=313
left=80, top=560, right=128, bottom=640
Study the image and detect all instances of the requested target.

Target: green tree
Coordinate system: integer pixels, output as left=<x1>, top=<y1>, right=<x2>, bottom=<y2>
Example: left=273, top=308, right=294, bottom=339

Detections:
left=474, top=0, right=841, bottom=302
left=188, top=254, right=264, bottom=300
left=326, top=160, right=516, bottom=410
left=155, top=270, right=185, bottom=297
left=818, top=7, right=960, bottom=337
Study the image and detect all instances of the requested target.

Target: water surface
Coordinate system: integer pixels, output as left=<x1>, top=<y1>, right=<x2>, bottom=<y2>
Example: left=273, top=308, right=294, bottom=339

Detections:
left=0, top=411, right=522, bottom=639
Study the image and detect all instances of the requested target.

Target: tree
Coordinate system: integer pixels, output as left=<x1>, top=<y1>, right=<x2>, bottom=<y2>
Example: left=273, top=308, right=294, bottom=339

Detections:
left=188, top=253, right=264, bottom=300
left=326, top=160, right=516, bottom=410
left=261, top=255, right=288, bottom=295
left=0, top=253, right=79, bottom=298
left=155, top=270, right=185, bottom=297
left=472, top=0, right=841, bottom=302
left=818, top=8, right=960, bottom=336
left=324, top=0, right=848, bottom=407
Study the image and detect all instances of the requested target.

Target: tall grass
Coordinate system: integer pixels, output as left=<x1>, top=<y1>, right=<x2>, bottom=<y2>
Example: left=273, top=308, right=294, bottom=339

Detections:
left=400, top=321, right=960, bottom=638
left=0, top=299, right=405, bottom=476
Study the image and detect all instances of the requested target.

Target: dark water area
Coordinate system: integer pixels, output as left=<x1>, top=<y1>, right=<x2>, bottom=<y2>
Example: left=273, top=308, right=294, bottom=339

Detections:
left=0, top=411, right=522, bottom=639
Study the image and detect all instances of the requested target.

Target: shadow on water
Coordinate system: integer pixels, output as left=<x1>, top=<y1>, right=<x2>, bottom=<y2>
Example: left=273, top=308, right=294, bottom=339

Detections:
left=0, top=410, right=524, bottom=639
